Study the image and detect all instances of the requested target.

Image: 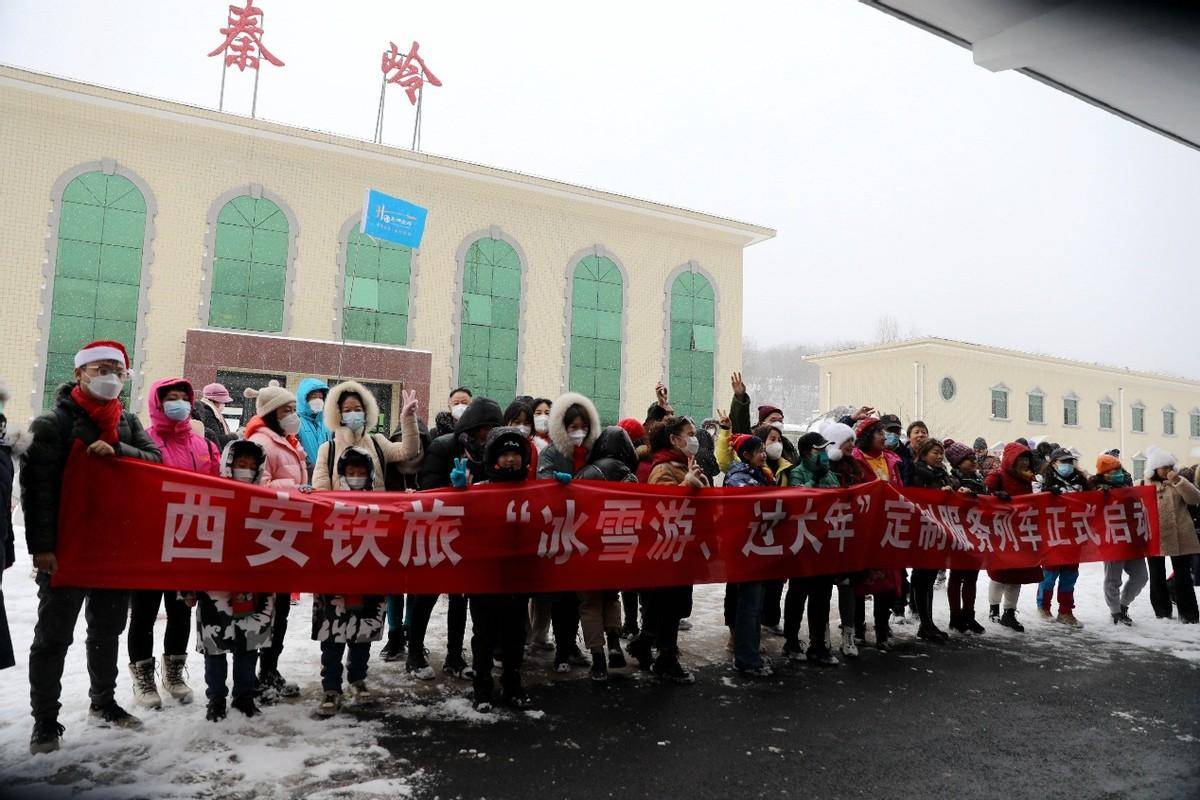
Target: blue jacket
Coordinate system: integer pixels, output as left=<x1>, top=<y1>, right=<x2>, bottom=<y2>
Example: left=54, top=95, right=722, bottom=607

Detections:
left=724, top=460, right=773, bottom=488
left=295, top=376, right=330, bottom=473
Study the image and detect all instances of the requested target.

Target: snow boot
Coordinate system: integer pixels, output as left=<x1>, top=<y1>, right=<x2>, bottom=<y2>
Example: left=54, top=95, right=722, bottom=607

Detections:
left=606, top=630, right=627, bottom=668
left=231, top=696, right=261, bottom=718
left=205, top=698, right=227, bottom=722
left=129, top=658, right=162, bottom=710
left=840, top=627, right=858, bottom=658
left=736, top=661, right=774, bottom=677
left=782, top=639, right=807, bottom=662
left=443, top=651, right=475, bottom=680
left=1113, top=605, right=1133, bottom=626
left=380, top=628, right=407, bottom=662
left=316, top=690, right=342, bottom=718
left=1055, top=612, right=1083, bottom=628
left=405, top=650, right=435, bottom=680
left=651, top=654, right=695, bottom=685
left=590, top=649, right=608, bottom=682
left=1037, top=608, right=1053, bottom=620
left=88, top=701, right=142, bottom=729
left=948, top=613, right=969, bottom=634
left=966, top=613, right=985, bottom=635
left=161, top=654, right=194, bottom=705
left=999, top=609, right=1025, bottom=632
left=258, top=668, right=300, bottom=698
left=917, top=623, right=946, bottom=643
left=348, top=680, right=373, bottom=703
left=626, top=637, right=653, bottom=670
left=29, top=720, right=64, bottom=755
left=989, top=603, right=1001, bottom=623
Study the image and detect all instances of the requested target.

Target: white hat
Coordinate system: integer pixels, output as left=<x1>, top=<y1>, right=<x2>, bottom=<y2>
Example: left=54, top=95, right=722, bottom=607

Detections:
left=1145, top=447, right=1176, bottom=473
left=244, top=380, right=296, bottom=418
left=820, top=422, right=855, bottom=449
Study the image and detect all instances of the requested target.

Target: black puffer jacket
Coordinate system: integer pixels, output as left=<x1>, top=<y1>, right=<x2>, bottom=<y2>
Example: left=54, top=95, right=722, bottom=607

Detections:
left=952, top=466, right=988, bottom=495
left=386, top=417, right=431, bottom=491
left=192, top=400, right=237, bottom=450
left=419, top=397, right=502, bottom=489
left=694, top=428, right=720, bottom=482
left=908, top=460, right=956, bottom=490
left=576, top=427, right=638, bottom=483
left=21, top=382, right=161, bottom=554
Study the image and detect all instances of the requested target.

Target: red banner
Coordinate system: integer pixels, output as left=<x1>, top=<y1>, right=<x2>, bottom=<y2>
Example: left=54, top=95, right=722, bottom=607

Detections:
left=52, top=449, right=1160, bottom=594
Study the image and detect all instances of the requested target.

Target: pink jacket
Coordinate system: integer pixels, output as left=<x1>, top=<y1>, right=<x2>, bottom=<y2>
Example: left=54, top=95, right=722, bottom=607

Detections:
left=246, top=417, right=309, bottom=488
left=147, top=377, right=219, bottom=476
left=850, top=447, right=904, bottom=487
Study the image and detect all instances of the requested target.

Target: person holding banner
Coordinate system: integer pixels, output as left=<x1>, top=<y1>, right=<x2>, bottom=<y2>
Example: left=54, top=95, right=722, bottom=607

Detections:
left=1033, top=448, right=1088, bottom=627
left=1142, top=448, right=1200, bottom=623
left=984, top=441, right=1041, bottom=632
left=1089, top=454, right=1148, bottom=626
left=945, top=440, right=987, bottom=634
left=725, top=434, right=779, bottom=676
left=23, top=340, right=162, bottom=754
left=849, top=417, right=904, bottom=651
left=907, top=438, right=957, bottom=643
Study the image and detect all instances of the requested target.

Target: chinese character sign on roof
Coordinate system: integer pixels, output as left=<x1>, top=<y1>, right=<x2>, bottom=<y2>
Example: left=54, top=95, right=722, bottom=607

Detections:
left=381, top=41, right=442, bottom=105
left=208, top=0, right=285, bottom=72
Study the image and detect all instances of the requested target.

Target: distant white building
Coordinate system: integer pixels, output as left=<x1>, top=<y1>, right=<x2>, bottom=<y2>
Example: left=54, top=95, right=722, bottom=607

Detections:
left=806, top=337, right=1200, bottom=479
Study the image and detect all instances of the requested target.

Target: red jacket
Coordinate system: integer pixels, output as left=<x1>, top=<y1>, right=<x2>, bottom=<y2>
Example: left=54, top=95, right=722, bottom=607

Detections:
left=850, top=447, right=904, bottom=487
left=984, top=441, right=1043, bottom=584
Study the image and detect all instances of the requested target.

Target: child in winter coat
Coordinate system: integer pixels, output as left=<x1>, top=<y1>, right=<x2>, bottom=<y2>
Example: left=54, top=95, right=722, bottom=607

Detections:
left=195, top=440, right=277, bottom=722
left=945, top=441, right=987, bottom=634
left=984, top=441, right=1042, bottom=632
left=466, top=427, right=536, bottom=711
left=1033, top=448, right=1088, bottom=626
left=574, top=427, right=638, bottom=682
left=906, top=439, right=956, bottom=643
left=312, top=448, right=388, bottom=717
left=128, top=377, right=221, bottom=712
left=849, top=418, right=904, bottom=650
left=1089, top=454, right=1148, bottom=625
left=724, top=435, right=776, bottom=677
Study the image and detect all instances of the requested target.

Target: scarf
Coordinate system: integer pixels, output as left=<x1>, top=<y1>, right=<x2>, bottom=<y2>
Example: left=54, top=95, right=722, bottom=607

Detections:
left=70, top=384, right=121, bottom=445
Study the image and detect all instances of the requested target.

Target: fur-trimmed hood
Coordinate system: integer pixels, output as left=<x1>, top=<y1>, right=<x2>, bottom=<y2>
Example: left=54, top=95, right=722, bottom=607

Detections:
left=547, top=392, right=601, bottom=454
left=324, top=380, right=380, bottom=445
left=1, top=428, right=33, bottom=457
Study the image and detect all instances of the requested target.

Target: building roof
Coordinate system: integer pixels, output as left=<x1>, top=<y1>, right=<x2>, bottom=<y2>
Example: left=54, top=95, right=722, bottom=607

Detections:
left=0, top=64, right=776, bottom=247
left=861, top=0, right=1200, bottom=152
left=804, top=337, right=1200, bottom=389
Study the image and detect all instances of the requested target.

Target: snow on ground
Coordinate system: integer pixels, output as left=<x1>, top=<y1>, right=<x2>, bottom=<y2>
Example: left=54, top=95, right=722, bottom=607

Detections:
left=1, top=527, right=1197, bottom=797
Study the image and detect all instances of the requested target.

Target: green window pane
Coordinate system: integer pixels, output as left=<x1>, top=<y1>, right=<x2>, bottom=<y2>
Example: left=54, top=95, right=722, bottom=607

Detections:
left=347, top=277, right=380, bottom=311
left=596, top=310, right=621, bottom=341
left=594, top=339, right=620, bottom=369
left=694, top=297, right=715, bottom=326
left=343, top=308, right=376, bottom=342
left=571, top=366, right=595, bottom=397
left=57, top=241, right=101, bottom=280
left=378, top=249, right=410, bottom=283
left=462, top=325, right=490, bottom=357
left=102, top=207, right=145, bottom=249
left=570, top=336, right=596, bottom=367
left=573, top=277, right=598, bottom=310
left=52, top=277, right=98, bottom=317
left=572, top=308, right=597, bottom=338
left=99, top=244, right=141, bottom=284
left=92, top=319, right=136, bottom=345
left=460, top=356, right=489, bottom=389
left=596, top=281, right=621, bottom=309
left=693, top=324, right=716, bottom=353
left=492, top=297, right=519, bottom=329
left=377, top=280, right=409, bottom=314
left=106, top=177, right=145, bottom=212
left=670, top=292, right=693, bottom=323
left=467, top=262, right=493, bottom=295
left=58, top=202, right=104, bottom=244
left=61, top=172, right=105, bottom=204
left=491, top=266, right=521, bottom=299
left=209, top=195, right=290, bottom=332
left=487, top=358, right=516, bottom=390
left=458, top=237, right=521, bottom=395
left=96, top=282, right=139, bottom=321
left=375, top=313, right=407, bottom=345
left=463, top=293, right=493, bottom=325
left=349, top=243, right=379, bottom=278
left=595, top=369, right=621, bottom=399
left=670, top=321, right=691, bottom=351
left=490, top=328, right=518, bottom=360
left=49, top=313, right=96, bottom=353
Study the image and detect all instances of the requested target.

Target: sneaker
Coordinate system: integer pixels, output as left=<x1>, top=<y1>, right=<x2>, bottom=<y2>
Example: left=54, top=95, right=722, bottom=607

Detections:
left=405, top=652, right=436, bottom=681
left=1112, top=611, right=1133, bottom=626
left=259, top=669, right=300, bottom=699
left=677, top=619, right=693, bottom=632
left=206, top=698, right=227, bottom=722
left=736, top=662, right=773, bottom=677
left=808, top=651, right=840, bottom=667
left=129, top=658, right=162, bottom=710
left=231, top=696, right=261, bottom=718
left=347, top=680, right=373, bottom=703
left=30, top=720, right=64, bottom=754
left=1055, top=613, right=1083, bottom=628
left=999, top=609, right=1025, bottom=633
left=651, top=655, right=696, bottom=685
left=473, top=699, right=494, bottom=713
left=781, top=640, right=807, bottom=662
left=316, top=690, right=343, bottom=718
left=88, top=701, right=142, bottom=729
left=161, top=654, right=194, bottom=705
left=840, top=628, right=859, bottom=658
left=626, top=638, right=653, bottom=670
left=380, top=629, right=407, bottom=662
left=505, top=693, right=533, bottom=710
left=443, top=652, right=475, bottom=680
left=590, top=650, right=608, bottom=682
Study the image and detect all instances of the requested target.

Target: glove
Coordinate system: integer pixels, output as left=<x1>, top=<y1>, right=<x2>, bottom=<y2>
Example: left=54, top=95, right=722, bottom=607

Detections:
left=994, top=490, right=1011, bottom=503
left=1049, top=485, right=1062, bottom=496
left=450, top=458, right=469, bottom=488
left=553, top=471, right=572, bottom=484
left=297, top=484, right=315, bottom=494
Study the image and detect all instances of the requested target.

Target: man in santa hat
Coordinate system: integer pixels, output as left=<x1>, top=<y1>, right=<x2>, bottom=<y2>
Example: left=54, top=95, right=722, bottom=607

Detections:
left=21, top=340, right=161, bottom=754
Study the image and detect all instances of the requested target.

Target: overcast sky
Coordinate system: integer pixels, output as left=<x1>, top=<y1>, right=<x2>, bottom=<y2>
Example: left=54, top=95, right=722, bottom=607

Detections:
left=4, top=0, right=1198, bottom=379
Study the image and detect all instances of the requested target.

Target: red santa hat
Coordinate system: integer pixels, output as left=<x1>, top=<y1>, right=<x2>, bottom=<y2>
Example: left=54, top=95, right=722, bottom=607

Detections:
left=74, top=340, right=130, bottom=369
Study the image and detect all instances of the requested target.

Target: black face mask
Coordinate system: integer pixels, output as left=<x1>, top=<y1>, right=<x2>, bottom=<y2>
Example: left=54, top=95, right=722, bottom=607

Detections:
left=459, top=432, right=486, bottom=462
left=488, top=466, right=526, bottom=483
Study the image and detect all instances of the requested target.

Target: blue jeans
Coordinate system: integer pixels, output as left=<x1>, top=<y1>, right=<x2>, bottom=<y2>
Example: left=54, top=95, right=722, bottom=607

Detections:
left=1037, top=566, right=1080, bottom=612
left=205, top=650, right=258, bottom=701
left=320, top=641, right=371, bottom=692
left=733, top=581, right=765, bottom=670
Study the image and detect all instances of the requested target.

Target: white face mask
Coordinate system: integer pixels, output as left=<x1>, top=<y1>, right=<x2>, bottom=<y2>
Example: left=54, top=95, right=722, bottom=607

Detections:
left=232, top=468, right=257, bottom=483
left=568, top=429, right=587, bottom=446
left=683, top=436, right=700, bottom=456
left=344, top=475, right=368, bottom=490
left=84, top=373, right=124, bottom=401
left=765, top=441, right=784, bottom=460
left=279, top=413, right=301, bottom=435
left=450, top=403, right=468, bottom=420
left=516, top=424, right=531, bottom=438
left=341, top=411, right=365, bottom=431
left=534, top=415, right=549, bottom=433
left=308, top=398, right=325, bottom=414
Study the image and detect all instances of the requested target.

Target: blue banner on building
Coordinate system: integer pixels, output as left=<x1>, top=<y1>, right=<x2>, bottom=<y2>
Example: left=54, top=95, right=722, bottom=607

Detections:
left=360, top=188, right=428, bottom=248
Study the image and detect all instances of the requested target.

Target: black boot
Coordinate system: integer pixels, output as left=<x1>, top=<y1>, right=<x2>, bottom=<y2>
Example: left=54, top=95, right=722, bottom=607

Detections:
left=88, top=701, right=142, bottom=729
left=606, top=630, right=627, bottom=668
left=206, top=697, right=227, bottom=722
left=29, top=719, right=64, bottom=754
left=650, top=653, right=695, bottom=684
left=590, top=649, right=608, bottom=682
left=231, top=696, right=261, bottom=718
left=380, top=628, right=407, bottom=662
left=626, top=637, right=653, bottom=670
left=989, top=603, right=1001, bottom=622
left=999, top=608, right=1025, bottom=632
left=966, top=612, right=985, bottom=634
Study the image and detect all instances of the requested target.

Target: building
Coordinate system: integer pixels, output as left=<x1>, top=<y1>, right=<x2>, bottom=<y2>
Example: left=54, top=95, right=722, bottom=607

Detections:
left=807, top=337, right=1200, bottom=479
left=0, top=65, right=774, bottom=431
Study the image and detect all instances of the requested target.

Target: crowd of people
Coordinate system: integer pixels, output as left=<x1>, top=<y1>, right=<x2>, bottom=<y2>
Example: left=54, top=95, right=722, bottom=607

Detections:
left=2, top=338, right=1199, bottom=756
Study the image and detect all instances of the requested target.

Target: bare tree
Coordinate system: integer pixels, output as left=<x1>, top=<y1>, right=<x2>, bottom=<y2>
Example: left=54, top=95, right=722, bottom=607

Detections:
left=874, top=314, right=901, bottom=344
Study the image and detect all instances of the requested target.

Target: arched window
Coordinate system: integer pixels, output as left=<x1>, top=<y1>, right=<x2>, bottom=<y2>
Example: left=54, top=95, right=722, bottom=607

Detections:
left=458, top=236, right=521, bottom=400
left=667, top=267, right=716, bottom=421
left=207, top=194, right=290, bottom=332
left=342, top=223, right=412, bottom=346
left=568, top=252, right=623, bottom=424
left=43, top=169, right=149, bottom=407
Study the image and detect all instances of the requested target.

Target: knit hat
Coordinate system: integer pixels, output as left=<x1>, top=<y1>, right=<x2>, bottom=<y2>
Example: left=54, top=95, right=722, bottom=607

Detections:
left=244, top=380, right=296, bottom=418
left=731, top=434, right=762, bottom=461
left=854, top=417, right=882, bottom=439
left=202, top=382, right=233, bottom=403
left=945, top=441, right=974, bottom=468
left=821, top=422, right=855, bottom=449
left=1145, top=447, right=1176, bottom=473
left=618, top=417, right=646, bottom=443
left=1095, top=453, right=1122, bottom=476
left=757, top=405, right=783, bottom=424
left=74, top=339, right=129, bottom=369
left=973, top=437, right=988, bottom=451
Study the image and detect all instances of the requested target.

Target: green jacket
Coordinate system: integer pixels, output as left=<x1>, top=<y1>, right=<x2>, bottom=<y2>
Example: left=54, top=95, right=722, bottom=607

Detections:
left=787, top=454, right=839, bottom=488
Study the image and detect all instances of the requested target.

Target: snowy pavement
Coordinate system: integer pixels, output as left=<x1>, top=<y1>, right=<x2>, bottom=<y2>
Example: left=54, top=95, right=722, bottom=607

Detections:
left=1, top=536, right=1197, bottom=798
